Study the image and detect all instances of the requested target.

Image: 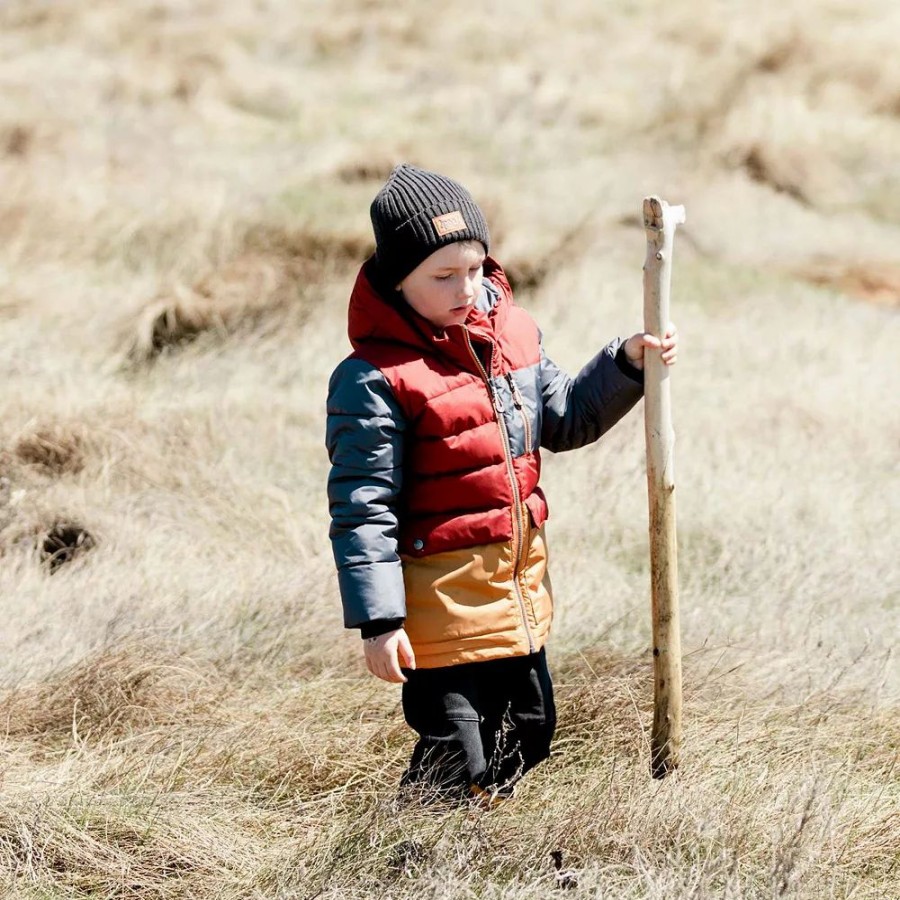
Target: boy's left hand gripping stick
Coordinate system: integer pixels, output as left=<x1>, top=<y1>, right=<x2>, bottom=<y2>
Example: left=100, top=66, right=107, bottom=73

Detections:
left=641, top=196, right=685, bottom=779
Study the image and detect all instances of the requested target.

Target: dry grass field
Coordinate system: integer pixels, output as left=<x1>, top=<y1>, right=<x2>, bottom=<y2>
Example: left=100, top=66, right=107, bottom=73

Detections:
left=1, top=0, right=898, bottom=897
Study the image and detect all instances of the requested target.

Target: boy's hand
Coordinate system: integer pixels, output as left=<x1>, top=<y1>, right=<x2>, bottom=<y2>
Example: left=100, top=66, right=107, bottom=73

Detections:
left=363, top=628, right=416, bottom=683
left=623, top=322, right=678, bottom=370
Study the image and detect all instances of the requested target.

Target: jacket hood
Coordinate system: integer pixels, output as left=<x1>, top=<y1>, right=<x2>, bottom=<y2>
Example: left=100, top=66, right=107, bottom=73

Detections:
left=347, top=256, right=514, bottom=359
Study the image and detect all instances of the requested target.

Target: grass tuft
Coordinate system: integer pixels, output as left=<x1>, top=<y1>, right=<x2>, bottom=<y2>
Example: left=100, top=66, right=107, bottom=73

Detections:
left=14, top=425, right=88, bottom=477
left=124, top=221, right=371, bottom=361
left=1, top=642, right=207, bottom=742
left=794, top=258, right=900, bottom=307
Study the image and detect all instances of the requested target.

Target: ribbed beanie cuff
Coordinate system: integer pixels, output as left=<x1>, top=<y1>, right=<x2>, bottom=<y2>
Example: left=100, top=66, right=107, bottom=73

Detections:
left=370, top=164, right=490, bottom=288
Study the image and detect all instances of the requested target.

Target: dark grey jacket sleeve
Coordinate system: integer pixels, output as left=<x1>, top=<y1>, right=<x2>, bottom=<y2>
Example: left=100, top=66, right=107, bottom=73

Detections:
left=326, top=358, right=407, bottom=629
left=540, top=336, right=644, bottom=452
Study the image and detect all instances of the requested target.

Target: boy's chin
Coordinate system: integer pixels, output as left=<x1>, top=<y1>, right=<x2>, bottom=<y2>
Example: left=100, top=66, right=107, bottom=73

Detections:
left=420, top=307, right=471, bottom=329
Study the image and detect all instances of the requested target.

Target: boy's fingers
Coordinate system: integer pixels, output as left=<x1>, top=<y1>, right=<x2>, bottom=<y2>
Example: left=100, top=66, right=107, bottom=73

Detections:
left=391, top=638, right=409, bottom=681
left=398, top=632, right=417, bottom=670
left=377, top=662, right=395, bottom=683
left=364, top=641, right=407, bottom=683
left=365, top=649, right=386, bottom=681
left=387, top=656, right=407, bottom=683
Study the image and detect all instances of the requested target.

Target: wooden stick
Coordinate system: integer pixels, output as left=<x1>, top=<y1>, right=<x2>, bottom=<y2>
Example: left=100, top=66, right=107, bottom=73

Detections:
left=642, top=196, right=685, bottom=778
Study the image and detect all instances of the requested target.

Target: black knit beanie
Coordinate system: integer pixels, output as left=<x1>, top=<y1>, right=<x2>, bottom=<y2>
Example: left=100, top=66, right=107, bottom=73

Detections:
left=370, top=163, right=490, bottom=289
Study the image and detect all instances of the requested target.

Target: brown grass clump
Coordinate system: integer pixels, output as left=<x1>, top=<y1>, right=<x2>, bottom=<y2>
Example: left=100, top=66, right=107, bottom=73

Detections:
left=335, top=154, right=399, bottom=184
left=129, top=288, right=226, bottom=360
left=1, top=642, right=209, bottom=742
left=2, top=123, right=33, bottom=158
left=739, top=143, right=811, bottom=205
left=722, top=134, right=854, bottom=210
left=242, top=222, right=371, bottom=273
left=502, top=217, right=595, bottom=296
left=14, top=424, right=88, bottom=476
left=126, top=224, right=370, bottom=361
left=795, top=258, right=900, bottom=308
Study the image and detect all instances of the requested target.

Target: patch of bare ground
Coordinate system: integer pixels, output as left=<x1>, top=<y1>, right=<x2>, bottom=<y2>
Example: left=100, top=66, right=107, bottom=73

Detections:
left=125, top=223, right=370, bottom=361
left=0, top=493, right=96, bottom=572
left=36, top=519, right=97, bottom=573
left=794, top=258, right=900, bottom=308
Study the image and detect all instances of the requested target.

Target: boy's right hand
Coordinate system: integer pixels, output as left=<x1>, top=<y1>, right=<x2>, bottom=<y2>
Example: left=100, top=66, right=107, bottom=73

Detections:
left=363, top=628, right=416, bottom=683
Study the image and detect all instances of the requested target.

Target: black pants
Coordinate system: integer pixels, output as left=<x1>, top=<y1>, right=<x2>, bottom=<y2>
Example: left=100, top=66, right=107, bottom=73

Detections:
left=399, top=648, right=556, bottom=797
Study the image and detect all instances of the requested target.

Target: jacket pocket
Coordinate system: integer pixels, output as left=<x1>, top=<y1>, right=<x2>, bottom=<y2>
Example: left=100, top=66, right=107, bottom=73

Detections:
left=524, top=490, right=548, bottom=531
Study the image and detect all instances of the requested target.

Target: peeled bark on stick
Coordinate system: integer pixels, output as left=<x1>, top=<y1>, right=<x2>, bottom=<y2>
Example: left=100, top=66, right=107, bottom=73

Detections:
left=642, top=196, right=685, bottom=778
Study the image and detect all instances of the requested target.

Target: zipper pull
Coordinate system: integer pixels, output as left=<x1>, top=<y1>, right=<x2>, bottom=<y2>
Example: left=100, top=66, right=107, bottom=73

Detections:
left=506, top=373, right=523, bottom=408
left=492, top=379, right=505, bottom=414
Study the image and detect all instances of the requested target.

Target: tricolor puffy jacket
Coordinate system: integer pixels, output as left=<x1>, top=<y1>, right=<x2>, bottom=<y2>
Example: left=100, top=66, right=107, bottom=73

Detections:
left=326, top=257, right=643, bottom=668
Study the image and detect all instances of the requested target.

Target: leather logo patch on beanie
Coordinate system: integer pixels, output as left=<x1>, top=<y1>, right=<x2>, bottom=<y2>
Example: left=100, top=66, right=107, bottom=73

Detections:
left=431, top=210, right=467, bottom=237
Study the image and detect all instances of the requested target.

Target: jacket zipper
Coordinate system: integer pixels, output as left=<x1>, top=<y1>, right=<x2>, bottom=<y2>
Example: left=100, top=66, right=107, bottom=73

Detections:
left=463, top=328, right=535, bottom=653
left=506, top=372, right=532, bottom=454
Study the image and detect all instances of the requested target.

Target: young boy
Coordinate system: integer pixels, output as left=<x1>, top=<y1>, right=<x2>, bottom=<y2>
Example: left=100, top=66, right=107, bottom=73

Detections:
left=326, top=164, right=677, bottom=802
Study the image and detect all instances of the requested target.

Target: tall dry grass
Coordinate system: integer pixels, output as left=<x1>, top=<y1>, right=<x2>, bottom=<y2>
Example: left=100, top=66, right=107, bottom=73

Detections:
left=0, top=0, right=897, bottom=897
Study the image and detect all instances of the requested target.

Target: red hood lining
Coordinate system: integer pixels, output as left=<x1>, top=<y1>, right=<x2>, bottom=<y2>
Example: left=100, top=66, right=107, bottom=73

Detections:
left=348, top=256, right=512, bottom=355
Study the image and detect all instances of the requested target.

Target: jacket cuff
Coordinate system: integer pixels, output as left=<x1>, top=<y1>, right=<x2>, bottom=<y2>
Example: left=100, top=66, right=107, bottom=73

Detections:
left=614, top=344, right=644, bottom=385
left=360, top=618, right=405, bottom=639
left=338, top=559, right=407, bottom=628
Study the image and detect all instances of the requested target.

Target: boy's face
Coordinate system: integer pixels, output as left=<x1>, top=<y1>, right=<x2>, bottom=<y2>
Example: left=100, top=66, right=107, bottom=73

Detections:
left=396, top=241, right=486, bottom=328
